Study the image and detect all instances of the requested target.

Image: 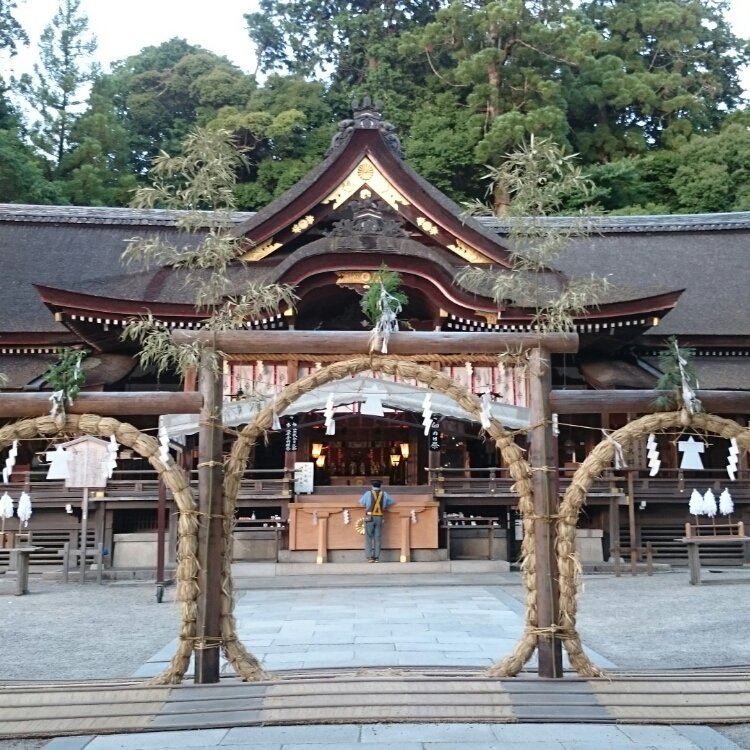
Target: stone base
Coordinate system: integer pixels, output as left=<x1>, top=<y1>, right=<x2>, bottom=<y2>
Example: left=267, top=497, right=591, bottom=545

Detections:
left=112, top=533, right=169, bottom=568
left=279, top=548, right=448, bottom=564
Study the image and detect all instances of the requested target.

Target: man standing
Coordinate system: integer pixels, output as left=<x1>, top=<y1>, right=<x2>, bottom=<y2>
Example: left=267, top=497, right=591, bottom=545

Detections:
left=359, top=479, right=395, bottom=562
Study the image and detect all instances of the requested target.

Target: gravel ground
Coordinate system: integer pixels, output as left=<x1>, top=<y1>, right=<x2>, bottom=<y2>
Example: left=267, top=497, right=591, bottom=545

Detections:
left=1, top=567, right=749, bottom=748
left=0, top=578, right=180, bottom=680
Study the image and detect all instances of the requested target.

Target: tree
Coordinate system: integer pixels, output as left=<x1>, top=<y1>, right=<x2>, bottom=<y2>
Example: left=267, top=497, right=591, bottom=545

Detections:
left=245, top=0, right=440, bottom=127
left=400, top=1, right=596, bottom=207
left=57, top=76, right=137, bottom=205
left=569, top=0, right=750, bottom=161
left=0, top=92, right=63, bottom=203
left=0, top=0, right=27, bottom=56
left=103, top=39, right=257, bottom=175
left=16, top=0, right=98, bottom=176
left=212, top=74, right=336, bottom=209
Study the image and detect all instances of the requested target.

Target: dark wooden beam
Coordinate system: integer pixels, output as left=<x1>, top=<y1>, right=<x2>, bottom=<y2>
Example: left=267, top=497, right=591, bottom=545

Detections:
left=194, top=350, right=224, bottom=684
left=550, top=390, right=750, bottom=414
left=529, top=348, right=563, bottom=678
left=0, top=392, right=202, bottom=419
left=172, top=330, right=579, bottom=355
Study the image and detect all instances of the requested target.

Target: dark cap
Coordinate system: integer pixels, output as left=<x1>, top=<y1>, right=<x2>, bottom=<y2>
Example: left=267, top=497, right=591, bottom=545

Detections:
left=371, top=479, right=382, bottom=488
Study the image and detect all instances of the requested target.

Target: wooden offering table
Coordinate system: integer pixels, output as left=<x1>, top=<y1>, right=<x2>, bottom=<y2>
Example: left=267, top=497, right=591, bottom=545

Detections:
left=679, top=521, right=749, bottom=585
left=288, top=492, right=438, bottom=564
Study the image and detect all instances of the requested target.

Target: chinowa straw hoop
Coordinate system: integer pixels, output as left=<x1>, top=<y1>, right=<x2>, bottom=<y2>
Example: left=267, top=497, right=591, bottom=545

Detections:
left=222, top=355, right=536, bottom=680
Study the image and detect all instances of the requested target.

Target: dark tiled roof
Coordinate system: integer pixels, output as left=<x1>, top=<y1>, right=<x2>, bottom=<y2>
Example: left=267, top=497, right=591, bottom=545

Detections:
left=548, top=230, right=750, bottom=337
left=3, top=202, right=750, bottom=339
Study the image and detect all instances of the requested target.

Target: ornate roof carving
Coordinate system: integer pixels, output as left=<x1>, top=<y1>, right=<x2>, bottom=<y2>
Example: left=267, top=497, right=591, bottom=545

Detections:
left=327, top=96, right=403, bottom=157
left=327, top=198, right=407, bottom=238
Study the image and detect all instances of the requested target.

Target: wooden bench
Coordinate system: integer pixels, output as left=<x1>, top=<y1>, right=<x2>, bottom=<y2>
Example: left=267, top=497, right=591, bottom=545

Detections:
left=58, top=542, right=107, bottom=584
left=610, top=542, right=654, bottom=576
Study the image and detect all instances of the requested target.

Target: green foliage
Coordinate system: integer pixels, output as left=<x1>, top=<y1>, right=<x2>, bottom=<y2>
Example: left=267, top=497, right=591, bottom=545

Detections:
left=43, top=348, right=88, bottom=413
left=654, top=336, right=702, bottom=412
left=570, top=0, right=749, bottom=160
left=360, top=265, right=409, bottom=327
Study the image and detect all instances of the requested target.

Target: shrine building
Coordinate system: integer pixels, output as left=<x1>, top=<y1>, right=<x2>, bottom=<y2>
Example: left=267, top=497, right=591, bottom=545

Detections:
left=1, top=101, right=749, bottom=569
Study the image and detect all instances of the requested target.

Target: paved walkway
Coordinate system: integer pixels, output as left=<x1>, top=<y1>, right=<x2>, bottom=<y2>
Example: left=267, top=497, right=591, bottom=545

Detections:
left=16, top=579, right=739, bottom=749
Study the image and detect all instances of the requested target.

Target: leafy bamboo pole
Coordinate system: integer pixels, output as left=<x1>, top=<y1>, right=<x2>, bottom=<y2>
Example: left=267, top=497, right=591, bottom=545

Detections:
left=119, top=127, right=296, bottom=684
left=457, top=136, right=608, bottom=333
left=456, top=137, right=609, bottom=678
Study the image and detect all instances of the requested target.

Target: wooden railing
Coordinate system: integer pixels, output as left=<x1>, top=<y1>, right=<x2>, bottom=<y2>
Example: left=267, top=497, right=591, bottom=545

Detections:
left=0, top=467, right=296, bottom=505
left=427, top=468, right=623, bottom=502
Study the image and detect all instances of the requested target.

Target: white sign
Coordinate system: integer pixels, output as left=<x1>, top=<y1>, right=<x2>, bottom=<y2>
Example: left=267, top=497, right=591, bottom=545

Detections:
left=294, top=462, right=314, bottom=494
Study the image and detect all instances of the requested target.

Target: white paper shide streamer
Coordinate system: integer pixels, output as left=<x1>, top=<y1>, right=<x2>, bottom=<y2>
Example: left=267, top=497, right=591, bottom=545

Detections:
left=324, top=394, right=335, bottom=436
left=105, top=436, right=119, bottom=479
left=158, top=416, right=171, bottom=464
left=0, top=492, right=13, bottom=520
left=369, top=284, right=402, bottom=354
left=421, top=394, right=432, bottom=436
left=727, top=438, right=739, bottom=481
left=646, top=434, right=660, bottom=477
left=479, top=392, right=492, bottom=430
left=2, top=440, right=18, bottom=484
left=602, top=429, right=627, bottom=470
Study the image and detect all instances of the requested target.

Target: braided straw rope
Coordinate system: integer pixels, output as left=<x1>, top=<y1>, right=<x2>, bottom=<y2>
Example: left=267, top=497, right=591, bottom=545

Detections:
left=222, top=355, right=535, bottom=680
left=556, top=411, right=750, bottom=678
left=0, top=414, right=197, bottom=685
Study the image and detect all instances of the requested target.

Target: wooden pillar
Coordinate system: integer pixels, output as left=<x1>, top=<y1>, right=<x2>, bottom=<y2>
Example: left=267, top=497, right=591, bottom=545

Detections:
left=195, top=348, right=224, bottom=684
left=316, top=512, right=329, bottom=564
left=529, top=347, right=563, bottom=678
left=400, top=513, right=411, bottom=563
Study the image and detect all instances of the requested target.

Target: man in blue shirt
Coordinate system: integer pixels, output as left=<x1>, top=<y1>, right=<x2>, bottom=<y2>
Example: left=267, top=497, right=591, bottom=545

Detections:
left=358, top=479, right=395, bottom=562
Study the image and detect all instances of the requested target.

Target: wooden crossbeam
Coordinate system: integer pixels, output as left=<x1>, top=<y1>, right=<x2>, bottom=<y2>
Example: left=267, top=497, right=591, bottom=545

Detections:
left=550, top=390, right=750, bottom=414
left=0, top=392, right=202, bottom=418
left=171, top=330, right=579, bottom=354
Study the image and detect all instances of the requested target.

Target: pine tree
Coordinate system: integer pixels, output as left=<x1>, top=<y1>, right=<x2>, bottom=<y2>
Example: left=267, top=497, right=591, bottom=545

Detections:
left=16, top=0, right=98, bottom=176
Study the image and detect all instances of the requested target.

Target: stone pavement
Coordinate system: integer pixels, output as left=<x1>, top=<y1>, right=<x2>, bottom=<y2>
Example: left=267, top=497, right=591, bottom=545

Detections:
left=32, top=577, right=744, bottom=750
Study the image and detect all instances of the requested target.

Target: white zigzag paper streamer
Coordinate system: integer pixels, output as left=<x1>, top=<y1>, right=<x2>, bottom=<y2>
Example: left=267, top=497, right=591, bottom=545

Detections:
left=727, top=438, right=739, bottom=481
left=105, top=435, right=119, bottom=479
left=158, top=417, right=171, bottom=464
left=646, top=434, right=661, bottom=477
left=479, top=392, right=492, bottom=430
left=324, top=394, right=335, bottom=435
left=422, top=394, right=432, bottom=436
left=2, top=440, right=18, bottom=484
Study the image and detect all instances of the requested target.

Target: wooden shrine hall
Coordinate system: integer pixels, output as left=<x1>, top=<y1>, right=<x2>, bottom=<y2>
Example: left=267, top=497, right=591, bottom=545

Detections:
left=2, top=100, right=750, bottom=570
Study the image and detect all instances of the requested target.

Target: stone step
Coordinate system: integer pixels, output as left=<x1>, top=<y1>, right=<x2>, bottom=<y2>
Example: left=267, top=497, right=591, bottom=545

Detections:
left=232, top=560, right=510, bottom=577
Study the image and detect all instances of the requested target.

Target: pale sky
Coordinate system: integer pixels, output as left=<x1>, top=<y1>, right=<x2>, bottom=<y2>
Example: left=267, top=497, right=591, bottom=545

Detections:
left=4, top=0, right=750, bottom=90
